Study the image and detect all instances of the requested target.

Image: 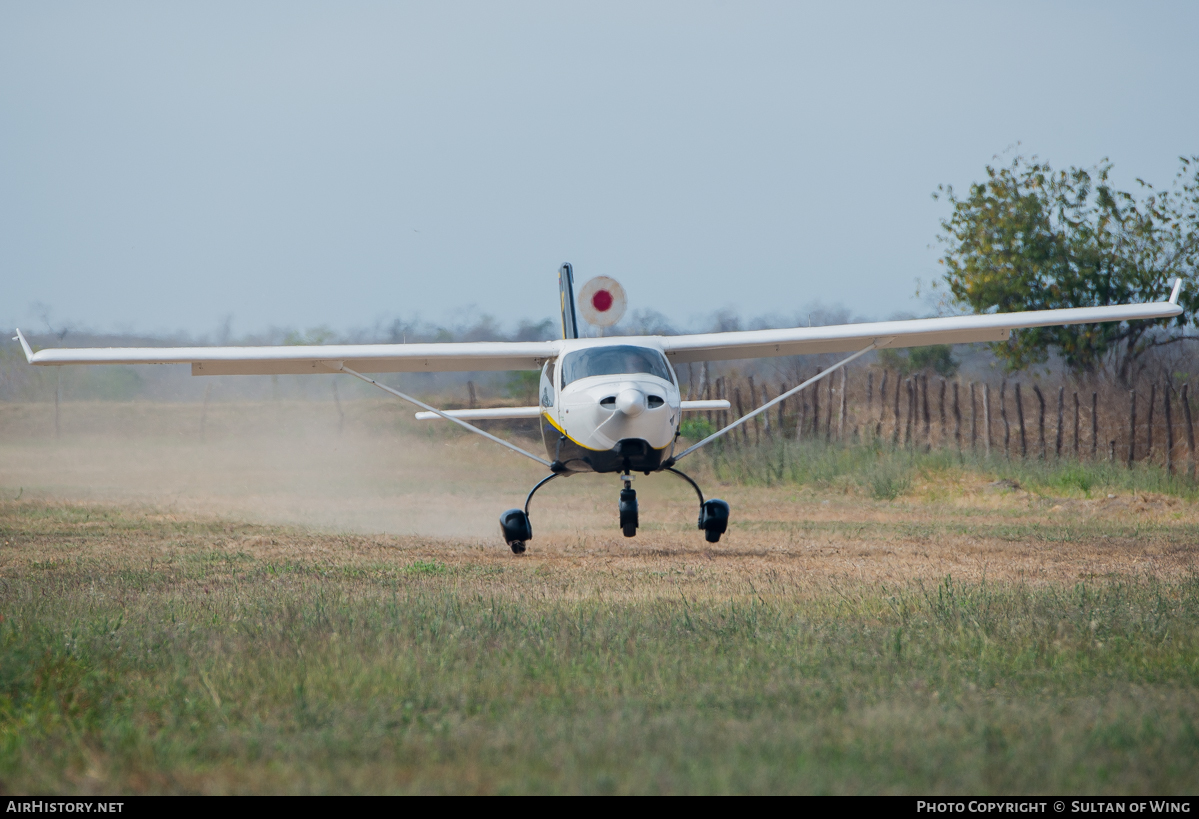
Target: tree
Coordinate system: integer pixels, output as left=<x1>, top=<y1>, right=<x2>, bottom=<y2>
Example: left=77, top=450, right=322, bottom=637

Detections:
left=936, top=154, right=1199, bottom=383
left=878, top=345, right=958, bottom=378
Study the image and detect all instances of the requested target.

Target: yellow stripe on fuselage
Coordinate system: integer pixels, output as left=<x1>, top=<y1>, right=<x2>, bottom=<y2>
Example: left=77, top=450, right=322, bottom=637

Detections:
left=541, top=411, right=607, bottom=452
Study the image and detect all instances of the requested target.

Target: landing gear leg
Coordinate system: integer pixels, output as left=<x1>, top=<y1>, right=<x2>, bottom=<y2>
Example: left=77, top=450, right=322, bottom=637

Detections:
left=499, top=472, right=562, bottom=555
left=664, top=466, right=730, bottom=543
left=619, top=473, right=638, bottom=537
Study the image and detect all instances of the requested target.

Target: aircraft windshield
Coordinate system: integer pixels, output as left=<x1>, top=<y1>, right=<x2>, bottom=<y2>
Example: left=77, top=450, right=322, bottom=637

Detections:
left=560, top=346, right=673, bottom=387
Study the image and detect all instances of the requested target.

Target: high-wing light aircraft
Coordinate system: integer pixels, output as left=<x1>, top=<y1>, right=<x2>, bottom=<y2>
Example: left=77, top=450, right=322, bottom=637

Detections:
left=14, top=266, right=1185, bottom=553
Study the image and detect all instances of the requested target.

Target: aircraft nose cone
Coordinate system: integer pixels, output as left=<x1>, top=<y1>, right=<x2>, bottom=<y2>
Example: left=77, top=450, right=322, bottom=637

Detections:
left=615, top=388, right=646, bottom=417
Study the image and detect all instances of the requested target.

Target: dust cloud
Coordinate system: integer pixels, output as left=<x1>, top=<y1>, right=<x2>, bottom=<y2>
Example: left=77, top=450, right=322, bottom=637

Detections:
left=0, top=399, right=706, bottom=540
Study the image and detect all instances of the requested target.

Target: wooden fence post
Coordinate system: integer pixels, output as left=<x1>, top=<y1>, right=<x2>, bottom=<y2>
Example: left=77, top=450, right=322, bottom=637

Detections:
left=983, top=383, right=992, bottom=457
left=778, top=382, right=787, bottom=439
left=1015, top=383, right=1027, bottom=458
left=892, top=373, right=902, bottom=447
left=866, top=370, right=874, bottom=419
left=877, top=370, right=889, bottom=441
left=904, top=378, right=914, bottom=448
left=825, top=376, right=834, bottom=442
left=734, top=386, right=747, bottom=445
left=797, top=391, right=808, bottom=441
left=938, top=379, right=947, bottom=446
left=953, top=381, right=962, bottom=452
left=768, top=384, right=777, bottom=439
left=1127, top=390, right=1137, bottom=467
left=1000, top=381, right=1011, bottom=459
left=921, top=374, right=932, bottom=451
left=1055, top=386, right=1064, bottom=458
left=1072, top=391, right=1080, bottom=456
left=1147, top=383, right=1156, bottom=461
left=748, top=375, right=759, bottom=445
left=1032, top=385, right=1047, bottom=459
left=1182, top=384, right=1196, bottom=480
left=812, top=369, right=822, bottom=438
left=762, top=383, right=772, bottom=439
left=1091, top=392, right=1099, bottom=459
left=1164, top=383, right=1175, bottom=475
left=838, top=368, right=847, bottom=443
left=970, top=382, right=977, bottom=451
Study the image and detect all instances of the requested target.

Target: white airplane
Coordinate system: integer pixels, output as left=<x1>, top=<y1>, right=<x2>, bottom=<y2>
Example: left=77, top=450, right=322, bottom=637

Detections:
left=14, top=267, right=1185, bottom=553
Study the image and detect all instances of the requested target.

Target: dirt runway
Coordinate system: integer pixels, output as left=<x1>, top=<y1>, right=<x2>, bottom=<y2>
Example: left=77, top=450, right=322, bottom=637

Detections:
left=2, top=399, right=1197, bottom=588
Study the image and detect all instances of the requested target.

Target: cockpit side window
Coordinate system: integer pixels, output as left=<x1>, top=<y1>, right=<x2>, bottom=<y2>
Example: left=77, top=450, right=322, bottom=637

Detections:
left=560, top=346, right=673, bottom=388
left=539, top=359, right=556, bottom=407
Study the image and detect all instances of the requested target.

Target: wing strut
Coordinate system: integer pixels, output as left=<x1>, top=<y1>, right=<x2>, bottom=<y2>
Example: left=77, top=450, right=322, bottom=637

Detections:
left=337, top=365, right=553, bottom=468
left=667, top=338, right=892, bottom=465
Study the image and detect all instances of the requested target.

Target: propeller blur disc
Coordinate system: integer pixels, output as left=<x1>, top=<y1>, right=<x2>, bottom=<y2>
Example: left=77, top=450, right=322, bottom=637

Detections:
left=577, top=276, right=627, bottom=328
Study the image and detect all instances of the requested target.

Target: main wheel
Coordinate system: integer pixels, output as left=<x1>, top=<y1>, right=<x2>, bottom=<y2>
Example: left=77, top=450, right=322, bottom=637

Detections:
left=499, top=508, right=533, bottom=554
left=699, top=499, right=729, bottom=544
left=622, top=524, right=636, bottom=538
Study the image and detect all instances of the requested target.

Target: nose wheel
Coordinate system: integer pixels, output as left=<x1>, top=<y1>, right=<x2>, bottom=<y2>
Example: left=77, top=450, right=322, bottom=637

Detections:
left=619, top=474, right=638, bottom=537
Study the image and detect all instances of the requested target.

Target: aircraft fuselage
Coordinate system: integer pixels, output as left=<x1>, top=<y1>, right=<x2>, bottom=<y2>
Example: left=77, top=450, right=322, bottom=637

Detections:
left=538, top=339, right=681, bottom=473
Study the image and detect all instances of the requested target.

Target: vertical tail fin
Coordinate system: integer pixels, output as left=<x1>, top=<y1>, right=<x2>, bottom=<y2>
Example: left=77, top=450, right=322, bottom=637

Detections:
left=559, top=263, right=579, bottom=339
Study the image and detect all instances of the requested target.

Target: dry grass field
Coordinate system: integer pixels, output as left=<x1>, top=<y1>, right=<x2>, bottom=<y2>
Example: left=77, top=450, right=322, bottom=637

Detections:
left=2, top=400, right=1198, bottom=794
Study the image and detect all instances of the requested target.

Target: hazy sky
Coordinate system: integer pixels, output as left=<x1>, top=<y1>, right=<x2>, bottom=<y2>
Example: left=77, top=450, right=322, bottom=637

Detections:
left=3, top=1, right=1197, bottom=339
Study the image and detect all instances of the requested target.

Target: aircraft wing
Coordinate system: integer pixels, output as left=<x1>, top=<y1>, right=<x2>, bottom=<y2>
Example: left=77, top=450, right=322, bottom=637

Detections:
left=12, top=281, right=1183, bottom=372
left=13, top=333, right=560, bottom=375
left=659, top=296, right=1184, bottom=364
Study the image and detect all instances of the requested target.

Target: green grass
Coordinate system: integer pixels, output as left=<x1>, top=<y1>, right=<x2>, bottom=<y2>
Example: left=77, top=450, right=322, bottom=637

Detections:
left=699, top=437, right=1199, bottom=501
left=2, top=525, right=1199, bottom=793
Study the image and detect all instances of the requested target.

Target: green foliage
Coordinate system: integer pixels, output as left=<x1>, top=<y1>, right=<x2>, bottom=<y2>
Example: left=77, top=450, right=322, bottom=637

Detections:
left=1050, top=465, right=1095, bottom=497
left=867, top=458, right=913, bottom=500
left=505, top=371, right=540, bottom=403
left=877, top=345, right=959, bottom=378
left=705, top=438, right=1199, bottom=501
left=936, top=155, right=1199, bottom=381
left=679, top=417, right=716, bottom=440
left=401, top=559, right=449, bottom=575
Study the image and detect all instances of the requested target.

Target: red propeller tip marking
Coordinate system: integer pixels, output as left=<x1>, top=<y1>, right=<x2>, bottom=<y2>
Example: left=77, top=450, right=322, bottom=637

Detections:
left=592, top=290, right=613, bottom=312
